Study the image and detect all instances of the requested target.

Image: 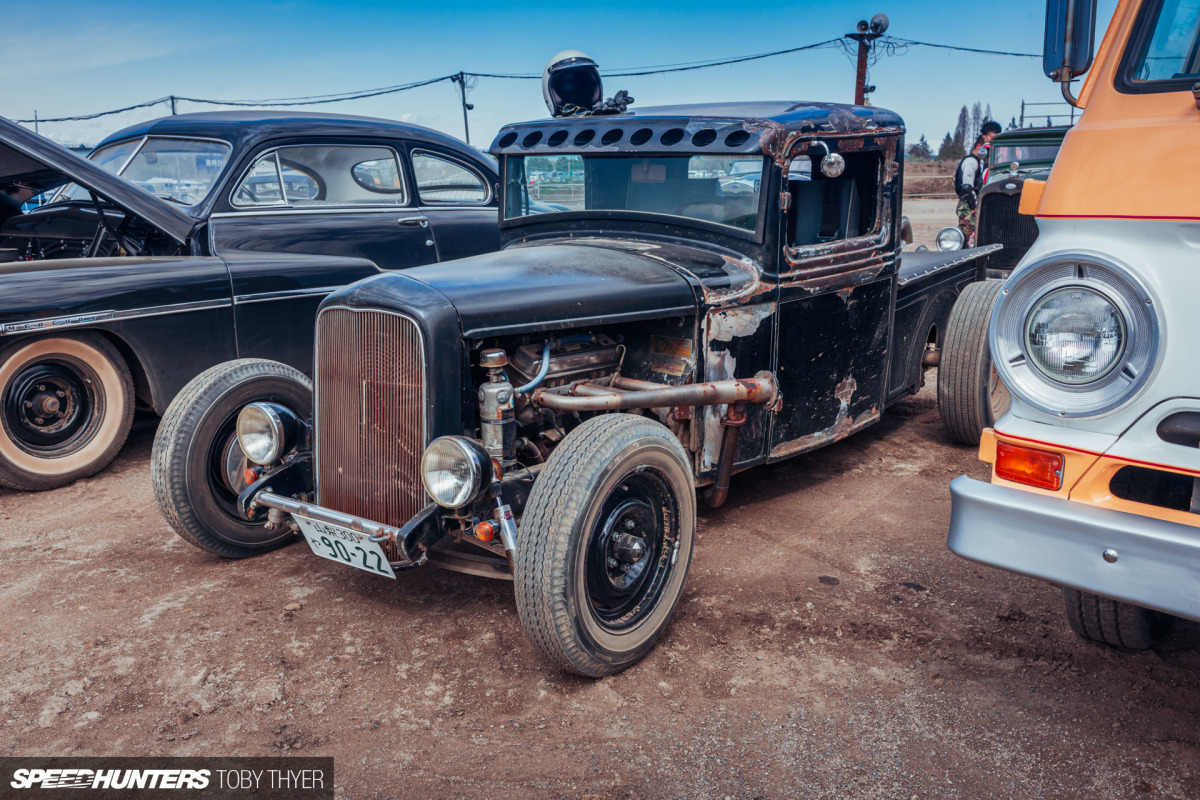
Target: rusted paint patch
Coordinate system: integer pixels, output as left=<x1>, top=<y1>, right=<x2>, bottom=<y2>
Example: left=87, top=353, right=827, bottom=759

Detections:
left=706, top=303, right=776, bottom=343
left=770, top=406, right=880, bottom=460
left=701, top=348, right=736, bottom=471
left=768, top=377, right=876, bottom=460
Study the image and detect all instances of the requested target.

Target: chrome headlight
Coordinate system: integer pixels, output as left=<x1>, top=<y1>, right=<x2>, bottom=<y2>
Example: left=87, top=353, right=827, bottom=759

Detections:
left=420, top=436, right=493, bottom=509
left=991, top=254, right=1160, bottom=417
left=236, top=402, right=297, bottom=465
left=1025, top=287, right=1125, bottom=384
left=936, top=226, right=964, bottom=251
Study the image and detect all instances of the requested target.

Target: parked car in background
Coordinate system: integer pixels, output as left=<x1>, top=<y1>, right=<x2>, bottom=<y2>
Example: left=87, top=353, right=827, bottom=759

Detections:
left=0, top=111, right=500, bottom=490
left=154, top=100, right=999, bottom=677
left=949, top=0, right=1200, bottom=649
left=975, top=126, right=1067, bottom=275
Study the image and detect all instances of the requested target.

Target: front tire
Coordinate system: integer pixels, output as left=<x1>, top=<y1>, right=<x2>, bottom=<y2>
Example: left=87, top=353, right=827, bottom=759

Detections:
left=151, top=359, right=311, bottom=559
left=1062, top=588, right=1172, bottom=650
left=0, top=333, right=135, bottom=491
left=515, top=414, right=696, bottom=677
left=938, top=279, right=1011, bottom=445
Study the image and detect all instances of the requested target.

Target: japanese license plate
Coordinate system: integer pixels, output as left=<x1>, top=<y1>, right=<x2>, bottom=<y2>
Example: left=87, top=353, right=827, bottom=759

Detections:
left=295, top=516, right=396, bottom=579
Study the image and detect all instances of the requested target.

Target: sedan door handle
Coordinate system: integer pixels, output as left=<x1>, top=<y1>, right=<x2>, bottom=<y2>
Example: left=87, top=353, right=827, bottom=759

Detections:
left=398, top=216, right=429, bottom=228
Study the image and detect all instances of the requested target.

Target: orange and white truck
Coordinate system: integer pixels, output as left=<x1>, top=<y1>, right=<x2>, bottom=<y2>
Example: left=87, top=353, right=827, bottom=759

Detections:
left=947, top=0, right=1200, bottom=648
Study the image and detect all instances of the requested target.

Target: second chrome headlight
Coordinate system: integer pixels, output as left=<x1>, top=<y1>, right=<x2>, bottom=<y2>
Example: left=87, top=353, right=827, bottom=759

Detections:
left=420, top=436, right=493, bottom=508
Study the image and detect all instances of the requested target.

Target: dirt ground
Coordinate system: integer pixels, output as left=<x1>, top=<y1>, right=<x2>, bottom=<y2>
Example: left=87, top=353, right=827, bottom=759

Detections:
left=3, top=377, right=1199, bottom=800
left=903, top=197, right=958, bottom=249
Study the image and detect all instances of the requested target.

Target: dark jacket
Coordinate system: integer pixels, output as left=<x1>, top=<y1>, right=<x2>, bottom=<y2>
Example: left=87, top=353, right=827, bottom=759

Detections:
left=954, top=153, right=985, bottom=208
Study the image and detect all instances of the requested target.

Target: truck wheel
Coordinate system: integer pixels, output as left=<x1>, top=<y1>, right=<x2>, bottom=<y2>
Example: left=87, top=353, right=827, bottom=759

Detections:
left=938, top=279, right=1011, bottom=445
left=515, top=414, right=695, bottom=677
left=0, top=333, right=135, bottom=491
left=1062, top=588, right=1172, bottom=650
left=152, top=359, right=311, bottom=559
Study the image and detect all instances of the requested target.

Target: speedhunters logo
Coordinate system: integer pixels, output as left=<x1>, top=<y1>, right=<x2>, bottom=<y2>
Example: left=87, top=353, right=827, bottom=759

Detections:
left=11, top=768, right=211, bottom=789
left=1, top=758, right=332, bottom=799
left=11, top=772, right=211, bottom=791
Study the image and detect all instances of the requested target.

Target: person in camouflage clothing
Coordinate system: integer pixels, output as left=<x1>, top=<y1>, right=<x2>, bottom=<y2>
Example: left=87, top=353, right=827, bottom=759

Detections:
left=954, top=138, right=987, bottom=246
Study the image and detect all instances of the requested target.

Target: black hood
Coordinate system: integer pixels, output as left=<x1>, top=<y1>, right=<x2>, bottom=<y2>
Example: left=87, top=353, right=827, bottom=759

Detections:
left=328, top=241, right=700, bottom=339
left=0, top=116, right=198, bottom=244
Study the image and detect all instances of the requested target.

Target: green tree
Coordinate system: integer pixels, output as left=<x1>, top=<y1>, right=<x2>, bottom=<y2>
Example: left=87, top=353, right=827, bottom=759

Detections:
left=907, top=134, right=933, bottom=160
left=937, top=132, right=964, bottom=162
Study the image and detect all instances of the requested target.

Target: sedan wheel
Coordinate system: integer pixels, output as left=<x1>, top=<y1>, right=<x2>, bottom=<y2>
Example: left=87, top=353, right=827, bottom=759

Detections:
left=0, top=333, right=134, bottom=491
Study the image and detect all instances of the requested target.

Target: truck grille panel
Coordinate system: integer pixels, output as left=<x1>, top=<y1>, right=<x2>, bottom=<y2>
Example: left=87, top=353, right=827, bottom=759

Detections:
left=316, top=308, right=425, bottom=560
left=977, top=192, right=1039, bottom=272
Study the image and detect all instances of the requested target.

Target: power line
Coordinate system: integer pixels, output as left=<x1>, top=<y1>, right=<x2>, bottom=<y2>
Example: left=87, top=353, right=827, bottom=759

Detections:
left=14, top=35, right=1039, bottom=126
left=885, top=36, right=1039, bottom=58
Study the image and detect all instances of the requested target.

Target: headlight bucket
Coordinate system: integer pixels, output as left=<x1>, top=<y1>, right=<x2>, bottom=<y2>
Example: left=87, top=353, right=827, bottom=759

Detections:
left=990, top=254, right=1160, bottom=418
left=236, top=402, right=300, bottom=465
left=936, top=226, right=965, bottom=251
left=420, top=436, right=494, bottom=509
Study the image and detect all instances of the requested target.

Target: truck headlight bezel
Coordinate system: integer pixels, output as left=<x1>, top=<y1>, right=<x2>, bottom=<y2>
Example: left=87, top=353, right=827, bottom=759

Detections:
left=990, top=253, right=1160, bottom=418
left=420, top=436, right=494, bottom=509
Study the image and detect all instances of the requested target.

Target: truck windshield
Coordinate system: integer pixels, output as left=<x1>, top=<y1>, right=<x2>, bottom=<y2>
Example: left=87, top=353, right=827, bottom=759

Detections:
left=505, top=154, right=764, bottom=233
left=55, top=137, right=232, bottom=206
left=1131, top=0, right=1200, bottom=82
left=989, top=143, right=1060, bottom=167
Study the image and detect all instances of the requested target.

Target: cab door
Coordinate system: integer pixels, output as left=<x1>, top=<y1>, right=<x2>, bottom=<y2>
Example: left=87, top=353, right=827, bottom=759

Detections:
left=768, top=148, right=897, bottom=460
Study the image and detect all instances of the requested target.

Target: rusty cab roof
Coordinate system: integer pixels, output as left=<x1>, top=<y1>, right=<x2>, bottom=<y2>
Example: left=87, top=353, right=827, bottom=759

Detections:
left=489, top=101, right=905, bottom=164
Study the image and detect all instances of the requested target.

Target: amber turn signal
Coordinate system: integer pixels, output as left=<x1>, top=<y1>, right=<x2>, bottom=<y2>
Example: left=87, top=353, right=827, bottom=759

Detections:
left=243, top=467, right=260, bottom=485
left=995, top=440, right=1064, bottom=490
left=475, top=521, right=496, bottom=542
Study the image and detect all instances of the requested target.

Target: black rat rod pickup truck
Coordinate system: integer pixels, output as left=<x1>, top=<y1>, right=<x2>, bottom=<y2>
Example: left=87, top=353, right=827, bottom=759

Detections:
left=154, top=101, right=1001, bottom=676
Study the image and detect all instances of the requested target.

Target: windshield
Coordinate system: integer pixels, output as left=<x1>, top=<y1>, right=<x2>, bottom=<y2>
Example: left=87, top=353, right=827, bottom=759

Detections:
left=56, top=137, right=232, bottom=206
left=505, top=154, right=764, bottom=233
left=989, top=143, right=1060, bottom=168
left=1131, top=0, right=1200, bottom=82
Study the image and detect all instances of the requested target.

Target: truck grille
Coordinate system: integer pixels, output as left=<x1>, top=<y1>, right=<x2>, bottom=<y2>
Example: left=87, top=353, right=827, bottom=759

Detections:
left=315, top=307, right=426, bottom=561
left=977, top=192, right=1038, bottom=273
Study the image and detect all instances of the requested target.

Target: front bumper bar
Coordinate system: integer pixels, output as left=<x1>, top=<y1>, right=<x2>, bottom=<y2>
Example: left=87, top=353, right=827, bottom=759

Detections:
left=253, top=491, right=433, bottom=568
left=947, top=475, right=1200, bottom=622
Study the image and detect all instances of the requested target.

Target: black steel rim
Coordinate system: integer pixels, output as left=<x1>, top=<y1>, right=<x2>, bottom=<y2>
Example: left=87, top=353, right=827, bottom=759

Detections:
left=2, top=356, right=102, bottom=455
left=584, top=468, right=679, bottom=631
left=206, top=411, right=251, bottom=522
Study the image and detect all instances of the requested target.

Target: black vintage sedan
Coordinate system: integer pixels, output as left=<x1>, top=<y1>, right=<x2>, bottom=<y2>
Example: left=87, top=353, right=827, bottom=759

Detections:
left=0, top=111, right=500, bottom=490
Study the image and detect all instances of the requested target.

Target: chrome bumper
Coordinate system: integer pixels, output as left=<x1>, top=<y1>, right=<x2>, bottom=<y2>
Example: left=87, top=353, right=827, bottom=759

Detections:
left=947, top=476, right=1200, bottom=622
left=253, top=491, right=431, bottom=568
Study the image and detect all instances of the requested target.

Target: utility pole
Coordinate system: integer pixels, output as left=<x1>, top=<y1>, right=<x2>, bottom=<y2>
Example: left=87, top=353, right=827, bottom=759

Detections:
left=170, top=95, right=178, bottom=115
left=845, top=13, right=889, bottom=105
left=451, top=73, right=474, bottom=145
left=33, top=110, right=38, bottom=135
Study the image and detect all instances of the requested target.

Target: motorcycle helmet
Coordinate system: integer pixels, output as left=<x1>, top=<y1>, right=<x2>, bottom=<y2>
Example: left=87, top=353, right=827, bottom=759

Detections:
left=542, top=50, right=603, bottom=117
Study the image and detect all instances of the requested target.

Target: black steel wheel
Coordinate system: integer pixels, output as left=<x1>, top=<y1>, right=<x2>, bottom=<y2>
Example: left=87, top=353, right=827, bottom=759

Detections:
left=1062, top=588, right=1173, bottom=650
left=0, top=333, right=134, bottom=491
left=515, top=414, right=695, bottom=677
left=151, top=359, right=311, bottom=559
left=938, top=279, right=1011, bottom=445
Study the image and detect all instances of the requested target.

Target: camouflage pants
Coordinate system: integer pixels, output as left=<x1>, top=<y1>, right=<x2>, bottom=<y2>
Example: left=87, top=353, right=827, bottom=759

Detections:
left=956, top=198, right=977, bottom=247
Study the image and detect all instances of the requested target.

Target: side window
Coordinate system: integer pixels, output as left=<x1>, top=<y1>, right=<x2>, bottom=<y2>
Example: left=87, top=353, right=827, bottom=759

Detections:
left=412, top=152, right=488, bottom=204
left=786, top=152, right=880, bottom=249
left=1130, top=0, right=1200, bottom=82
left=232, top=153, right=284, bottom=206
left=232, top=145, right=407, bottom=208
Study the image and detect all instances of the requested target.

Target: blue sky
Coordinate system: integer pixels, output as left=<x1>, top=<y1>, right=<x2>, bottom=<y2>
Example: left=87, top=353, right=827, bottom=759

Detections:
left=1, top=0, right=1118, bottom=150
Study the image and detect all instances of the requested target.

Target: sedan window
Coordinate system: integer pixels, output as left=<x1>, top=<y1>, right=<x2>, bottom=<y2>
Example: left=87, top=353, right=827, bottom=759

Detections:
left=232, top=153, right=285, bottom=206
left=412, top=152, right=488, bottom=203
left=57, top=137, right=230, bottom=205
left=232, top=145, right=407, bottom=209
